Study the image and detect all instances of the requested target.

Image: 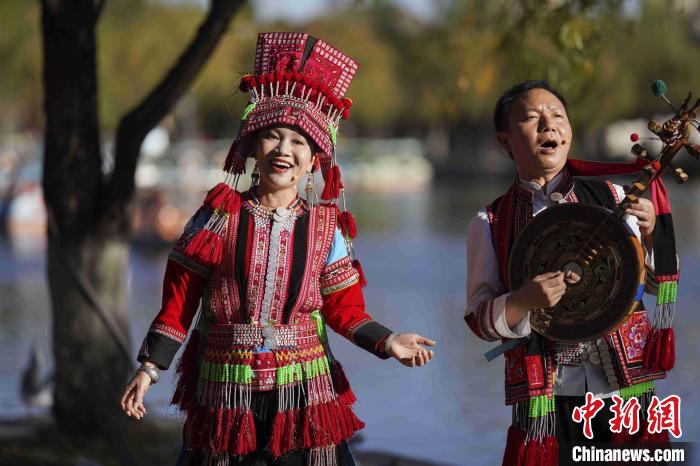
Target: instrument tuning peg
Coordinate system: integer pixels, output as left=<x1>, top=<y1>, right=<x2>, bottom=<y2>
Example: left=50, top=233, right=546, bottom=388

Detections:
left=630, top=133, right=660, bottom=142
left=685, top=143, right=700, bottom=160
left=648, top=121, right=662, bottom=135
left=631, top=143, right=650, bottom=160
left=672, top=167, right=689, bottom=184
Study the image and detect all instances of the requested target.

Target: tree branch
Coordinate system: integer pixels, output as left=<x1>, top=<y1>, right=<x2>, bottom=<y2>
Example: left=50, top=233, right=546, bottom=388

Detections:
left=94, top=0, right=107, bottom=20
left=108, top=0, right=245, bottom=214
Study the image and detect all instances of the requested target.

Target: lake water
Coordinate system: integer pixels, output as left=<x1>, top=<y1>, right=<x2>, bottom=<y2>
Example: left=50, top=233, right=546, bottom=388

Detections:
left=1, top=180, right=699, bottom=465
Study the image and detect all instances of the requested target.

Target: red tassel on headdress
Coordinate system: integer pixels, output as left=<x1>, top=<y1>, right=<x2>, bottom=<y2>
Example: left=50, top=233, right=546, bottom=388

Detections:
left=171, top=329, right=200, bottom=410
left=239, top=75, right=256, bottom=92
left=221, top=190, right=241, bottom=214
left=203, top=182, right=232, bottom=210
left=330, top=165, right=342, bottom=198
left=183, top=229, right=224, bottom=267
left=321, top=164, right=338, bottom=200
left=352, top=259, right=367, bottom=287
left=224, top=139, right=247, bottom=175
left=338, top=211, right=357, bottom=239
left=659, top=327, right=675, bottom=370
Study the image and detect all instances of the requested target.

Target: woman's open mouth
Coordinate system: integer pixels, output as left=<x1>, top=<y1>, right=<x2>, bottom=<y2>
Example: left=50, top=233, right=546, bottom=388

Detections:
left=270, top=160, right=293, bottom=173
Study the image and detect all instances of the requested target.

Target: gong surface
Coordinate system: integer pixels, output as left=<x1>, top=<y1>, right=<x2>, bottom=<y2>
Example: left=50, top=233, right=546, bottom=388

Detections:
left=508, top=204, right=645, bottom=343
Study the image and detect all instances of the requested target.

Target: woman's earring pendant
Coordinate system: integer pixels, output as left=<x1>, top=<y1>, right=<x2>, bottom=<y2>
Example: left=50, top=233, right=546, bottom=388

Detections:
left=251, top=165, right=260, bottom=187
left=305, top=171, right=314, bottom=205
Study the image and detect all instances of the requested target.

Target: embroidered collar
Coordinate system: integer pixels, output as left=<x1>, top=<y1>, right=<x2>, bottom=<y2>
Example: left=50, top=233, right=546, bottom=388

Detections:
left=244, top=189, right=307, bottom=220
left=515, top=167, right=574, bottom=202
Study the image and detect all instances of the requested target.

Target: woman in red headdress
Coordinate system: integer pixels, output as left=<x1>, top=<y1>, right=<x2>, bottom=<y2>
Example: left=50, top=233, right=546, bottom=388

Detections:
left=119, top=33, right=435, bottom=466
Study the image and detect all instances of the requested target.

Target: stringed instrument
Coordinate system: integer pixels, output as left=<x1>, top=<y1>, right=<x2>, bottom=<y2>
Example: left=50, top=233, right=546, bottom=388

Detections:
left=508, top=81, right=699, bottom=343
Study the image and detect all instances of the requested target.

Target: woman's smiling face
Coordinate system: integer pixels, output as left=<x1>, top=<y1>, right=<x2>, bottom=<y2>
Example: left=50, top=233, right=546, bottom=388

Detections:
left=254, top=125, right=316, bottom=194
left=497, top=88, right=572, bottom=181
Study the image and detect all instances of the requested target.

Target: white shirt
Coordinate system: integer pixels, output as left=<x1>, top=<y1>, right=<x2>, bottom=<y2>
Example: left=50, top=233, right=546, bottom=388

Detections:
left=466, top=172, right=653, bottom=397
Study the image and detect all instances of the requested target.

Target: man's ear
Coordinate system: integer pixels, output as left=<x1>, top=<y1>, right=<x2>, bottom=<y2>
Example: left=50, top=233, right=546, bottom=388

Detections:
left=496, top=132, right=513, bottom=159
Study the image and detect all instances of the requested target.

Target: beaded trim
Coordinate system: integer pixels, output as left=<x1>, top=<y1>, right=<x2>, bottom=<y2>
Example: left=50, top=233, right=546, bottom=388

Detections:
left=150, top=322, right=186, bottom=344
left=245, top=191, right=306, bottom=221
left=320, top=256, right=359, bottom=296
left=259, top=207, right=297, bottom=347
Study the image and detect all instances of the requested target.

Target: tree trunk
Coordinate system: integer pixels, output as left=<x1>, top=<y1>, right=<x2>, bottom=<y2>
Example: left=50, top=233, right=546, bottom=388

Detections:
left=48, top=236, right=131, bottom=435
left=40, top=0, right=244, bottom=437
left=41, top=0, right=131, bottom=435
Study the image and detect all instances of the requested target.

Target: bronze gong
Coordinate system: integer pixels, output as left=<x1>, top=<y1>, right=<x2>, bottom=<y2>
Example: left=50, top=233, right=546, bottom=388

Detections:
left=508, top=203, right=646, bottom=343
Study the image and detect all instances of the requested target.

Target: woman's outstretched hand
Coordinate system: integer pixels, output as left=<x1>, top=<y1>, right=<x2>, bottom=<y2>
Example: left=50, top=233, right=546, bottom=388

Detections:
left=387, top=333, right=436, bottom=367
left=120, top=368, right=153, bottom=420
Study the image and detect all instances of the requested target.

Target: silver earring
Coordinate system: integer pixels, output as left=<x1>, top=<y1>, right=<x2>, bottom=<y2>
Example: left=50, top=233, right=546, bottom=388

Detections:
left=251, top=165, right=260, bottom=187
left=305, top=171, right=314, bottom=204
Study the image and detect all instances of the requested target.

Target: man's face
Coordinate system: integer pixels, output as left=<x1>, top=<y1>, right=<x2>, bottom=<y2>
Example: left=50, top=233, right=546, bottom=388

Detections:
left=497, top=88, right=572, bottom=181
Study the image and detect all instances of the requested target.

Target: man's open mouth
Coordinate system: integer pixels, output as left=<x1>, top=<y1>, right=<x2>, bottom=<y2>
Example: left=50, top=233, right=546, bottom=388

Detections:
left=540, top=140, right=558, bottom=150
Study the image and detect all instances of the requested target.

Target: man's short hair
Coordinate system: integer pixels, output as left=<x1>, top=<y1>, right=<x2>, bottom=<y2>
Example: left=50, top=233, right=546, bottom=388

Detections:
left=493, top=80, right=569, bottom=133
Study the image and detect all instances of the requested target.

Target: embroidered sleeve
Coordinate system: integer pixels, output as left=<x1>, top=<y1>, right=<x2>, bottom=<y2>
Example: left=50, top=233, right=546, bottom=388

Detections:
left=321, top=281, right=393, bottom=359
left=137, top=259, right=207, bottom=369
left=320, top=229, right=360, bottom=295
left=465, top=210, right=531, bottom=341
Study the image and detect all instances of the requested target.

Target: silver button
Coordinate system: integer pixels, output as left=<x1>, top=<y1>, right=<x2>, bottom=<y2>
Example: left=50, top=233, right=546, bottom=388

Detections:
left=262, top=326, right=275, bottom=338
left=264, top=336, right=278, bottom=350
left=549, top=192, right=564, bottom=203
left=589, top=352, right=601, bottom=364
left=610, top=382, right=620, bottom=390
left=273, top=207, right=291, bottom=222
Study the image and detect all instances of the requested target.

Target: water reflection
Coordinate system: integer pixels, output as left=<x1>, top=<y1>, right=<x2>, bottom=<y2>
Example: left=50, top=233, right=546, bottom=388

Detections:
left=0, top=181, right=699, bottom=465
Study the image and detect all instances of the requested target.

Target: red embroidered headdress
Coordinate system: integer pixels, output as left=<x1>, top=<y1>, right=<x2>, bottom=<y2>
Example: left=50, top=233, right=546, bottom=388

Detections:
left=196, top=32, right=363, bottom=279
left=225, top=32, right=357, bottom=189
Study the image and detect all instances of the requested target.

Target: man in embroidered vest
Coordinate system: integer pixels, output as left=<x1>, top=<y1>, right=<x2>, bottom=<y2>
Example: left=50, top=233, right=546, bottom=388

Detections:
left=465, top=80, right=670, bottom=466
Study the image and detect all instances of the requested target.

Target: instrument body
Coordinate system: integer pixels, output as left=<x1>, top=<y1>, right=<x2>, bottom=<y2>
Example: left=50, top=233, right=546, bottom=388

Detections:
left=508, top=203, right=645, bottom=342
left=507, top=83, right=698, bottom=343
